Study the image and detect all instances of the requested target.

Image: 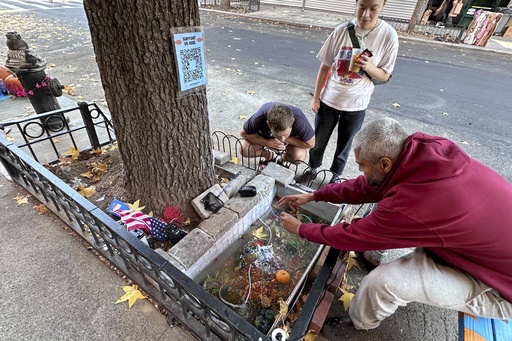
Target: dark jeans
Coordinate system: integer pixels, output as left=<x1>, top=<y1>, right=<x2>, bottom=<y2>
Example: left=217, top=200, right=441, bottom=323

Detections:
left=309, top=101, right=366, bottom=176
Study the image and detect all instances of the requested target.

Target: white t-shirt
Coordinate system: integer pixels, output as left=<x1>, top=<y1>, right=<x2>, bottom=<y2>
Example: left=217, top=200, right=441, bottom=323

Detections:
left=317, top=19, right=399, bottom=111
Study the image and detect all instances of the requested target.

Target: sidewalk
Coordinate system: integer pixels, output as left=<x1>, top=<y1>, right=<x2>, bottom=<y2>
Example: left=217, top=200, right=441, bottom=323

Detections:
left=0, top=97, right=195, bottom=340
left=204, top=3, right=512, bottom=56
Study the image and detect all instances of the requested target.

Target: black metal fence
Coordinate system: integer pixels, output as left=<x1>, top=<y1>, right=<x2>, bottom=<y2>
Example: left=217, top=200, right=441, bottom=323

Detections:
left=212, top=130, right=343, bottom=189
left=0, top=102, right=115, bottom=164
left=384, top=17, right=467, bottom=42
left=0, top=106, right=342, bottom=340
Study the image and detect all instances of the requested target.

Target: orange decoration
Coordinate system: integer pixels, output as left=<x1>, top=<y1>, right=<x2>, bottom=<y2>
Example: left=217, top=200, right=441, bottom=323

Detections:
left=0, top=65, right=14, bottom=81
left=4, top=74, right=23, bottom=96
left=276, top=270, right=290, bottom=284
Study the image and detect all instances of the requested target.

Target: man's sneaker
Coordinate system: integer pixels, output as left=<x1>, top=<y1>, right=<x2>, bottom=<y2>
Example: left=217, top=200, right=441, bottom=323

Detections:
left=321, top=316, right=366, bottom=339
left=363, top=250, right=388, bottom=268
left=330, top=173, right=342, bottom=184
left=296, top=169, right=316, bottom=184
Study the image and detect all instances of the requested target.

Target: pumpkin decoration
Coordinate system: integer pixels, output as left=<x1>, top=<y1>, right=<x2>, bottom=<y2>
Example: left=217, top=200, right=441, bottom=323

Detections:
left=275, top=270, right=290, bottom=284
left=4, top=74, right=24, bottom=96
left=0, top=65, right=14, bottom=81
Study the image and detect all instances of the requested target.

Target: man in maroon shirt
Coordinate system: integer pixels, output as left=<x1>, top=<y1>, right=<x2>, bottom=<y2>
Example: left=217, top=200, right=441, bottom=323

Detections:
left=280, top=117, right=512, bottom=338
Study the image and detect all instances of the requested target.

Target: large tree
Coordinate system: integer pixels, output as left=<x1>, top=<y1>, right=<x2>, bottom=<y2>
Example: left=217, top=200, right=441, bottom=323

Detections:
left=83, top=0, right=215, bottom=218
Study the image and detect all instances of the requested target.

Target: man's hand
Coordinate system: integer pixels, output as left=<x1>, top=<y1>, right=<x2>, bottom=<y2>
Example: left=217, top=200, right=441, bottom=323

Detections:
left=279, top=193, right=315, bottom=211
left=266, top=138, right=286, bottom=151
left=280, top=212, right=301, bottom=235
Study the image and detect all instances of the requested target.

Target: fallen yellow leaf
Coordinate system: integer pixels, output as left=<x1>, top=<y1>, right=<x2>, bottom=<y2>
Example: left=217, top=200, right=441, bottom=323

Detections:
left=442, top=112, right=449, bottom=116
left=392, top=103, right=400, bottom=108
left=246, top=90, right=256, bottom=95
left=78, top=185, right=96, bottom=198
left=127, top=199, right=145, bottom=212
left=80, top=171, right=94, bottom=179
left=115, top=285, right=147, bottom=308
left=14, top=195, right=30, bottom=205
left=63, top=146, right=80, bottom=161
left=91, top=162, right=108, bottom=175
left=251, top=226, right=268, bottom=240
left=239, top=115, right=246, bottom=119
left=461, top=141, right=470, bottom=145
left=346, top=251, right=361, bottom=271
left=230, top=157, right=239, bottom=165
left=278, top=298, right=288, bottom=322
left=338, top=288, right=354, bottom=311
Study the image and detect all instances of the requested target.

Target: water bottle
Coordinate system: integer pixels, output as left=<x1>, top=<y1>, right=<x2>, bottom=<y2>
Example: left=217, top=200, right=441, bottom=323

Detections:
left=0, top=79, right=8, bottom=95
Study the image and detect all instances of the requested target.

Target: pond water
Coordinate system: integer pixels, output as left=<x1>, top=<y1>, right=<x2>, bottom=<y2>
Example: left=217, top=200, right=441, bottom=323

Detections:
left=201, top=199, right=328, bottom=334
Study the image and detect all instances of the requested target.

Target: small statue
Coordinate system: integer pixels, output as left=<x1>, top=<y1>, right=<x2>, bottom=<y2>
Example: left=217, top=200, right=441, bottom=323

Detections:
left=5, top=31, right=42, bottom=65
left=5, top=31, right=29, bottom=51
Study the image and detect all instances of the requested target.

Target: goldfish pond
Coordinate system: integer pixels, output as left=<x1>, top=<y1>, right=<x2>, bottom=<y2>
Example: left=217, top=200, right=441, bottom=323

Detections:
left=201, top=199, right=330, bottom=335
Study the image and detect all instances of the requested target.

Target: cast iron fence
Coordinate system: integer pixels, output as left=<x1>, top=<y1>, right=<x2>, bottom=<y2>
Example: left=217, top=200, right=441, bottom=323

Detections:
left=0, top=104, right=343, bottom=340
left=384, top=17, right=467, bottom=42
left=212, top=130, right=342, bottom=189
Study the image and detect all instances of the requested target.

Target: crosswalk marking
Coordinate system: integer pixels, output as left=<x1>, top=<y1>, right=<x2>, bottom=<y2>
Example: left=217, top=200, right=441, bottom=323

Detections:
left=0, top=0, right=84, bottom=13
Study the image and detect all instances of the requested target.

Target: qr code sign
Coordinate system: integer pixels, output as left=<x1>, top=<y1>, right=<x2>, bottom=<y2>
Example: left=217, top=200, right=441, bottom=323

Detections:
left=179, top=47, right=204, bottom=84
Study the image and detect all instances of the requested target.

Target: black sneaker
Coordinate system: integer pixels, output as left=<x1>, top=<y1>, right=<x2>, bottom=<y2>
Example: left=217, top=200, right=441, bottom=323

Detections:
left=330, top=174, right=341, bottom=184
left=297, top=169, right=316, bottom=184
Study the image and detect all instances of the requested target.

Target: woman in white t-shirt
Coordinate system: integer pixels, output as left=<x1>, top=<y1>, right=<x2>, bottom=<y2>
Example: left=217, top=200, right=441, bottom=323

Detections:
left=301, top=0, right=399, bottom=183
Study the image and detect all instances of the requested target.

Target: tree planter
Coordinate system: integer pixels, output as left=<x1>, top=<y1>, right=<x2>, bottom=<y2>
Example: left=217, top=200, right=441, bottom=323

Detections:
left=0, top=106, right=347, bottom=340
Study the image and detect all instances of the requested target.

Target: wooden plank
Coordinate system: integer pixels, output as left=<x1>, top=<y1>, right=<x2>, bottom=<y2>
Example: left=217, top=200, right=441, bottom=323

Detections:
left=458, top=312, right=494, bottom=341
left=504, top=26, right=512, bottom=38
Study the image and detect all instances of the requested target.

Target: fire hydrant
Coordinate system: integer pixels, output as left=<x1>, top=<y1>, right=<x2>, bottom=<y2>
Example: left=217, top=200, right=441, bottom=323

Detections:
left=4, top=31, right=65, bottom=129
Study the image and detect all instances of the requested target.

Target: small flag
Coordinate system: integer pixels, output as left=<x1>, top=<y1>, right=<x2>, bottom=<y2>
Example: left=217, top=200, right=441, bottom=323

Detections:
left=117, top=209, right=151, bottom=234
left=148, top=217, right=169, bottom=241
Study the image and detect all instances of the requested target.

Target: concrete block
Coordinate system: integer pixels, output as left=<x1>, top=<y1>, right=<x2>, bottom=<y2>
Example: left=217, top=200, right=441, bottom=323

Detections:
left=154, top=248, right=186, bottom=272
left=168, top=228, right=215, bottom=269
left=213, top=150, right=230, bottom=165
left=261, top=162, right=296, bottom=187
left=198, top=207, right=238, bottom=240
left=222, top=174, right=246, bottom=198
left=191, top=184, right=229, bottom=219
left=224, top=174, right=275, bottom=217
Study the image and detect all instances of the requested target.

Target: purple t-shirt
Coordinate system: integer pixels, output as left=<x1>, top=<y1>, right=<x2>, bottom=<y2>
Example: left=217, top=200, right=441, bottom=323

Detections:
left=243, top=102, right=314, bottom=142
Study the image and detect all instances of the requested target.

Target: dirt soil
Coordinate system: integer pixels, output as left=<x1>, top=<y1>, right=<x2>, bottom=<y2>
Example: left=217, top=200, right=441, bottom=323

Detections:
left=49, top=144, right=127, bottom=214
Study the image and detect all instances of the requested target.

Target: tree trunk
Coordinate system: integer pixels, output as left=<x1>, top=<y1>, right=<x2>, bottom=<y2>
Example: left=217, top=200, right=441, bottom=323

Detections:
left=220, top=0, right=231, bottom=10
left=408, top=0, right=428, bottom=32
left=82, top=0, right=215, bottom=219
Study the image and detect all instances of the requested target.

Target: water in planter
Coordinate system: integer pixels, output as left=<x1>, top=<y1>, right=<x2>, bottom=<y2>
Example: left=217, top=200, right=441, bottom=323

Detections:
left=201, top=199, right=328, bottom=334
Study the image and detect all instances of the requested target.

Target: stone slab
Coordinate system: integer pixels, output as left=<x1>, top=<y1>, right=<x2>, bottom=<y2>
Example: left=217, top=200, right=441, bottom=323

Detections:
left=213, top=149, right=229, bottom=165
left=261, top=162, right=296, bottom=187
left=167, top=228, right=215, bottom=269
left=198, top=207, right=238, bottom=240
left=223, top=173, right=246, bottom=198
left=191, top=183, right=229, bottom=219
left=223, top=174, right=275, bottom=218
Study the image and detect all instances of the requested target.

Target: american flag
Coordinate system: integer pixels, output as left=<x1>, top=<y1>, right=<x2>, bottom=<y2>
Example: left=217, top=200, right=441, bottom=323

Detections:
left=117, top=209, right=152, bottom=234
left=149, top=217, right=168, bottom=241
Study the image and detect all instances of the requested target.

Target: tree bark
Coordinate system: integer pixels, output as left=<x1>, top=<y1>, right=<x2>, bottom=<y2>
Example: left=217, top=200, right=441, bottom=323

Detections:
left=408, top=0, right=428, bottom=32
left=220, top=0, right=231, bottom=10
left=82, top=0, right=215, bottom=219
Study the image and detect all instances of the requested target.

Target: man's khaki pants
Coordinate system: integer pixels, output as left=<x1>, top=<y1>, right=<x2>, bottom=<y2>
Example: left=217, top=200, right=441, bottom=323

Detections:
left=350, top=248, right=512, bottom=330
